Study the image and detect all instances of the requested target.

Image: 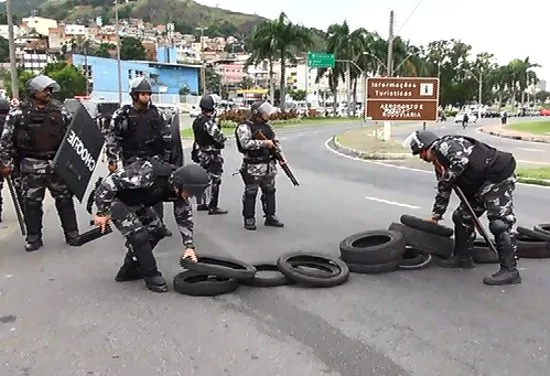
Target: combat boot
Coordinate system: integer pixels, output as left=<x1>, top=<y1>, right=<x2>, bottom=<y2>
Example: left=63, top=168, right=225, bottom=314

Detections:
left=127, top=230, right=168, bottom=293
left=208, top=184, right=228, bottom=215
left=160, top=225, right=172, bottom=237
left=483, top=231, right=521, bottom=286
left=55, top=199, right=80, bottom=247
left=440, top=224, right=474, bottom=269
left=261, top=190, right=284, bottom=228
left=242, top=190, right=257, bottom=231
left=143, top=275, right=168, bottom=293
left=24, top=200, right=43, bottom=252
left=244, top=217, right=256, bottom=231
left=115, top=251, right=141, bottom=282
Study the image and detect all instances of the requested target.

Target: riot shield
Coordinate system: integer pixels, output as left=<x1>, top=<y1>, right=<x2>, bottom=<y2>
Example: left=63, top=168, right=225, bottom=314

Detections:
left=53, top=101, right=105, bottom=202
left=170, top=112, right=184, bottom=167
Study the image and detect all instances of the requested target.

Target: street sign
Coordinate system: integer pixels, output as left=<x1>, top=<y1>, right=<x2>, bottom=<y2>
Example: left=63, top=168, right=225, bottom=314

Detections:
left=365, top=77, right=440, bottom=121
left=307, top=52, right=335, bottom=68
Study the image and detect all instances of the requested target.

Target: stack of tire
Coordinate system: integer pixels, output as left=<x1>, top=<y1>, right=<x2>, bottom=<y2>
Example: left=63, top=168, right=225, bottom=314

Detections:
left=338, top=215, right=435, bottom=274
left=173, top=251, right=351, bottom=297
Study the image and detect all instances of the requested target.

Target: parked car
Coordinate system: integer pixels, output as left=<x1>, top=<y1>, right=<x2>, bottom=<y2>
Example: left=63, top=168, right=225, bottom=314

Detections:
left=454, top=111, right=477, bottom=124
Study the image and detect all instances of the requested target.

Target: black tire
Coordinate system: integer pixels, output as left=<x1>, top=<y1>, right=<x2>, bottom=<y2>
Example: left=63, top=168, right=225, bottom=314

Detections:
left=239, top=262, right=293, bottom=288
left=388, top=222, right=454, bottom=259
left=517, top=226, right=550, bottom=242
left=289, top=260, right=341, bottom=278
left=180, top=255, right=256, bottom=280
left=398, top=247, right=432, bottom=270
left=400, top=214, right=454, bottom=237
left=339, top=230, right=406, bottom=265
left=471, top=240, right=499, bottom=264
left=173, top=270, right=239, bottom=296
left=344, top=258, right=400, bottom=274
left=276, top=252, right=350, bottom=287
left=533, top=223, right=550, bottom=235
left=517, top=233, right=550, bottom=258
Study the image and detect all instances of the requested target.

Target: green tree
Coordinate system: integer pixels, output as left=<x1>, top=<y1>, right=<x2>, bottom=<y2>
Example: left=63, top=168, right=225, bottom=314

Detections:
left=43, top=62, right=87, bottom=100
left=203, top=67, right=221, bottom=94
left=288, top=89, right=306, bottom=101
left=0, top=36, right=9, bottom=63
left=2, top=68, right=35, bottom=99
left=239, top=76, right=254, bottom=89
left=120, top=37, right=146, bottom=60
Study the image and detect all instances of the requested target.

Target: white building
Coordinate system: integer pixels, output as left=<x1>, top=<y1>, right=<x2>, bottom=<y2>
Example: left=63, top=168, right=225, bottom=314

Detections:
left=64, top=24, right=87, bottom=38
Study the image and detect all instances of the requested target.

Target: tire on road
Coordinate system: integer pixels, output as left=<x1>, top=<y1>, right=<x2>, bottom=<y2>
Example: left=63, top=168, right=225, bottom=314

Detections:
left=173, top=270, right=239, bottom=296
left=388, top=222, right=454, bottom=259
left=516, top=233, right=550, bottom=259
left=180, top=255, right=257, bottom=280
left=517, top=226, right=550, bottom=242
left=339, top=230, right=406, bottom=265
left=533, top=223, right=550, bottom=235
left=344, top=258, right=401, bottom=274
left=277, top=252, right=350, bottom=288
left=398, top=247, right=432, bottom=270
left=289, top=260, right=341, bottom=278
left=400, top=214, right=454, bottom=238
left=239, top=262, right=293, bottom=288
left=471, top=240, right=499, bottom=264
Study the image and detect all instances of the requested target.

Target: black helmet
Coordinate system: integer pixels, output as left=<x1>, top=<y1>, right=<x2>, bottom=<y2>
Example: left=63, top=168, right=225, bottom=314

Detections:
left=410, top=130, right=439, bottom=155
left=170, top=164, right=211, bottom=197
left=0, top=98, right=9, bottom=112
left=129, top=77, right=152, bottom=95
left=199, top=94, right=221, bottom=111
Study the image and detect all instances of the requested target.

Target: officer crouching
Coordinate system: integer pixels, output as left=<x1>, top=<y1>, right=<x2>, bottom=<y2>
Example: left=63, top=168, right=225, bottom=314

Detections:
left=235, top=101, right=284, bottom=230
left=0, top=75, right=80, bottom=251
left=93, top=160, right=209, bottom=293
left=191, top=93, right=228, bottom=215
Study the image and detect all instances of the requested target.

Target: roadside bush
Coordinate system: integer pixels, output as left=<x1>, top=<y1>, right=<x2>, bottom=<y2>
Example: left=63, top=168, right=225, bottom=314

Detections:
left=445, top=110, right=459, bottom=117
left=218, top=108, right=300, bottom=124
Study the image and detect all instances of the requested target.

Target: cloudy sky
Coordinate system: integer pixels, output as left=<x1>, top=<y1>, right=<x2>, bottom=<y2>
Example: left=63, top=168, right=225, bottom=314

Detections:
left=196, top=0, right=549, bottom=83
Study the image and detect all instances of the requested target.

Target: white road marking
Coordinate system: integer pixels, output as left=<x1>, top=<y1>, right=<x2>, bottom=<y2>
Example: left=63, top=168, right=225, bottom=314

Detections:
left=365, top=195, right=421, bottom=209
left=517, top=159, right=550, bottom=165
left=323, top=138, right=550, bottom=190
left=518, top=148, right=544, bottom=152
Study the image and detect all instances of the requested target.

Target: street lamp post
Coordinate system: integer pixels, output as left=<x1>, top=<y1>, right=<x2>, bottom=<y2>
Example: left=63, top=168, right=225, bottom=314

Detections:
left=468, top=68, right=483, bottom=109
left=196, top=27, right=208, bottom=96
left=6, top=0, right=19, bottom=99
left=114, top=0, right=123, bottom=104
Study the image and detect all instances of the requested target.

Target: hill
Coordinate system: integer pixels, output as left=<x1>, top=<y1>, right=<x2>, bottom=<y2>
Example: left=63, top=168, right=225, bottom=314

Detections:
left=1, top=0, right=327, bottom=49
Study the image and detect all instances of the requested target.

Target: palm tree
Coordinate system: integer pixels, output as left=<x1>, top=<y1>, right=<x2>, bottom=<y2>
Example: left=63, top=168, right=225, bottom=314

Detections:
left=245, top=22, right=277, bottom=102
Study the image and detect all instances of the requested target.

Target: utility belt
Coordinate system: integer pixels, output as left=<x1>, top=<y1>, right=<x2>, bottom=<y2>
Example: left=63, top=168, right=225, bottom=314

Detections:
left=20, top=152, right=55, bottom=161
left=243, top=157, right=272, bottom=164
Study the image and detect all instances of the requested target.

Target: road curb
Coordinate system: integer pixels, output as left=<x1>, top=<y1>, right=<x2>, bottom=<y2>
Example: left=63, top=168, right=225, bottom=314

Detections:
left=516, top=177, right=550, bottom=186
left=329, top=136, right=412, bottom=161
left=478, top=124, right=550, bottom=144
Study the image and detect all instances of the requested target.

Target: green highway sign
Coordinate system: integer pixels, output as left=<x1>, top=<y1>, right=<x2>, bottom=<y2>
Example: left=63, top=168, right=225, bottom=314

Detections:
left=307, top=52, right=335, bottom=68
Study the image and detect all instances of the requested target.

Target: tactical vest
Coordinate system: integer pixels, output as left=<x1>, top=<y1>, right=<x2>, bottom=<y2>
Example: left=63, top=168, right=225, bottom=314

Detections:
left=235, top=120, right=275, bottom=162
left=119, top=104, right=165, bottom=162
left=435, top=136, right=515, bottom=197
left=193, top=114, right=221, bottom=148
left=15, top=105, right=66, bottom=159
left=116, top=161, right=177, bottom=207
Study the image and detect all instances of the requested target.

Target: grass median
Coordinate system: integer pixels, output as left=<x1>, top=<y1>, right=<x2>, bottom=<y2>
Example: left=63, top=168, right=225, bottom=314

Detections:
left=516, top=167, right=550, bottom=186
left=335, top=127, right=411, bottom=159
left=180, top=117, right=362, bottom=139
left=508, top=120, right=550, bottom=135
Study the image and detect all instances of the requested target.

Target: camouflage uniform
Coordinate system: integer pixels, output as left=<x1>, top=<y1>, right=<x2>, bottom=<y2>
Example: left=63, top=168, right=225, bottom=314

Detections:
left=191, top=113, right=227, bottom=214
left=94, top=159, right=194, bottom=292
left=235, top=119, right=284, bottom=230
left=0, top=100, right=80, bottom=251
left=105, top=100, right=172, bottom=236
left=428, top=135, right=520, bottom=285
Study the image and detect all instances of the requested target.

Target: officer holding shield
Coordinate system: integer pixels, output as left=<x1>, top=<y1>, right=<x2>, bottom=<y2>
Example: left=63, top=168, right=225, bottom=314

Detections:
left=0, top=75, right=80, bottom=251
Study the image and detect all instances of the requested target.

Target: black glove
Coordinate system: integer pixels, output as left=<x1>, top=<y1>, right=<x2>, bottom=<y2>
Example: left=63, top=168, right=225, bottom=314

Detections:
left=440, top=170, right=457, bottom=186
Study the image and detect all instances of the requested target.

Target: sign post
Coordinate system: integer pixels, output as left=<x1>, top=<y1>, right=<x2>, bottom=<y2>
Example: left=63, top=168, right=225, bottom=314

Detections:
left=365, top=77, right=440, bottom=141
left=307, top=52, right=335, bottom=68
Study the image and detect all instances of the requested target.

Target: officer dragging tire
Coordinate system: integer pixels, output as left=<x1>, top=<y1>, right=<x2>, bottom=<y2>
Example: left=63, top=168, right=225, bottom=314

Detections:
left=191, top=94, right=228, bottom=215
left=0, top=75, right=82, bottom=252
left=409, top=130, right=521, bottom=286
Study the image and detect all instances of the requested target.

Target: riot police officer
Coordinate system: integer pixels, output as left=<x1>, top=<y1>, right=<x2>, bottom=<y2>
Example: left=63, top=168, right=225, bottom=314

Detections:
left=105, top=76, right=172, bottom=237
left=0, top=97, right=10, bottom=222
left=191, top=94, right=228, bottom=215
left=235, top=101, right=284, bottom=231
left=0, top=75, right=80, bottom=251
left=93, top=160, right=210, bottom=293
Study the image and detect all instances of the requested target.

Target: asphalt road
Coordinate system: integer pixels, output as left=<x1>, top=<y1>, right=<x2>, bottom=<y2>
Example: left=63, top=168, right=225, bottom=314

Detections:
left=1, top=119, right=550, bottom=376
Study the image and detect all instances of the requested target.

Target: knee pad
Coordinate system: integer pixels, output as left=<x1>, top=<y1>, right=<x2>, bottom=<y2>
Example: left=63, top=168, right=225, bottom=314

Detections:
left=489, top=219, right=509, bottom=235
left=262, top=186, right=276, bottom=195
left=127, top=229, right=150, bottom=248
left=244, top=188, right=258, bottom=199
left=452, top=209, right=465, bottom=225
